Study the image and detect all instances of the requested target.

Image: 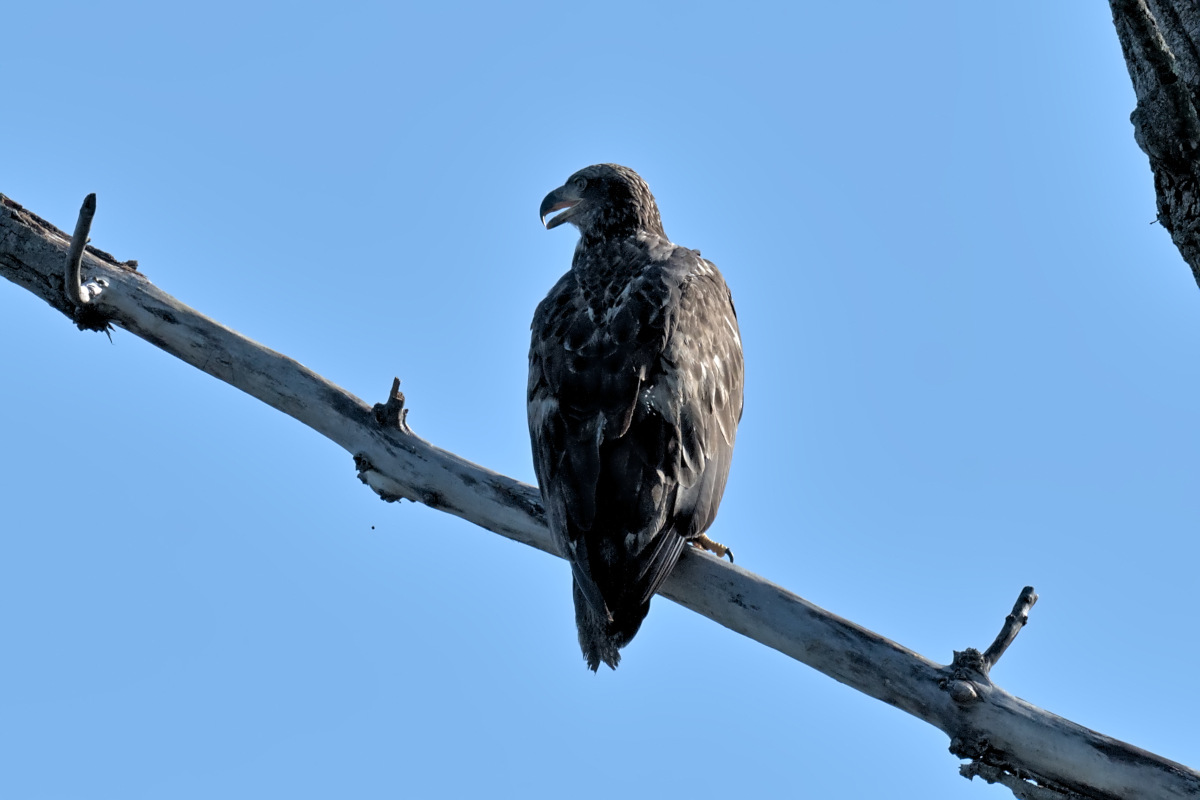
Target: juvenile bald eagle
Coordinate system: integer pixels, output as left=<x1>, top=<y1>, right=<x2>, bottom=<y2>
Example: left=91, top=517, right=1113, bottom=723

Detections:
left=529, top=164, right=744, bottom=671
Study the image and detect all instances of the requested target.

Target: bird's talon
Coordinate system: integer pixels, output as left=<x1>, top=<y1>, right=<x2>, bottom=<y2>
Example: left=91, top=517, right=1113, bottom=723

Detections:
left=692, top=533, right=733, bottom=561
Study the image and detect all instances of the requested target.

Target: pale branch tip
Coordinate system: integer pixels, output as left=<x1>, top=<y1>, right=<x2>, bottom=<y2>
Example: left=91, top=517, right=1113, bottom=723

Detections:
left=2, top=193, right=1198, bottom=800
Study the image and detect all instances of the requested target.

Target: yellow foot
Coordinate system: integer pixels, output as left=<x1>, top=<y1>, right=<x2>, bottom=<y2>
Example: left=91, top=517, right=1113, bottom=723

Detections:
left=692, top=534, right=734, bottom=563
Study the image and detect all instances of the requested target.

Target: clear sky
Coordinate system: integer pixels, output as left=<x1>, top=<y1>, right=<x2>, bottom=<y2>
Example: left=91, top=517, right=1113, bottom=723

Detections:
left=3, top=2, right=1197, bottom=798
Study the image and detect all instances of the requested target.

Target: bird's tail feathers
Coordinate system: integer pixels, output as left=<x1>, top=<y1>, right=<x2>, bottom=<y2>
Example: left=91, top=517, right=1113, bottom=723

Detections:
left=572, top=580, right=650, bottom=672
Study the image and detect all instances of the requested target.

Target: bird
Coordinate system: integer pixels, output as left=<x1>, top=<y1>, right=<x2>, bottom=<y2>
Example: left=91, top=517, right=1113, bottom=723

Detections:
left=528, top=164, right=744, bottom=671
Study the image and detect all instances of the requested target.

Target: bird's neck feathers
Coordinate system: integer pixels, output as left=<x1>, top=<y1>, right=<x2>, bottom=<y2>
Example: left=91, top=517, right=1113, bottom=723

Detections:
left=570, top=231, right=672, bottom=284
left=568, top=181, right=670, bottom=287
left=577, top=185, right=667, bottom=245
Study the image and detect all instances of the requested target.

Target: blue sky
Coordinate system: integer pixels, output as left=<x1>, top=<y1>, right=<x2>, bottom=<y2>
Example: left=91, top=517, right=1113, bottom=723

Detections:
left=3, top=2, right=1197, bottom=798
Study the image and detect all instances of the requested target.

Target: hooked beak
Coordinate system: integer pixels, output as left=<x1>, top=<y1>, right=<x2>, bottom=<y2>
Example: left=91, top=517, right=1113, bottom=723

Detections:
left=539, top=184, right=582, bottom=229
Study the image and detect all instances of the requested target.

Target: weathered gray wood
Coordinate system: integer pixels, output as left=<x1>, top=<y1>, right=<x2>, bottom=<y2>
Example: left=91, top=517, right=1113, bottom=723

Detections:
left=2, top=194, right=1197, bottom=799
left=63, top=193, right=95, bottom=309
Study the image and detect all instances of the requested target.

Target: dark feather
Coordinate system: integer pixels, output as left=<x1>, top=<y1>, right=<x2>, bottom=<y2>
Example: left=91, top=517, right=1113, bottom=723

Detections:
left=529, top=164, right=743, bottom=670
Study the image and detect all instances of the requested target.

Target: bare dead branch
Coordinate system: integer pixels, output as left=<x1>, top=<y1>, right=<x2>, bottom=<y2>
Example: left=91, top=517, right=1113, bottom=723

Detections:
left=63, top=192, right=94, bottom=308
left=61, top=192, right=113, bottom=334
left=982, top=586, right=1039, bottom=673
left=961, top=762, right=1084, bottom=800
left=1, top=193, right=1197, bottom=799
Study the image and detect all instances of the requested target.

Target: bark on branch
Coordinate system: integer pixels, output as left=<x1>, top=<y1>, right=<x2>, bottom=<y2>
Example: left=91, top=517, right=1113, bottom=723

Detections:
left=1111, top=0, right=1200, bottom=286
left=2, top=193, right=1197, bottom=799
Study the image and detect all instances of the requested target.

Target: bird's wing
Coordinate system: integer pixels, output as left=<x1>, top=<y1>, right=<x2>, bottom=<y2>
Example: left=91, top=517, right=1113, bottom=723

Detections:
left=528, top=249, right=743, bottom=615
left=528, top=265, right=670, bottom=616
left=628, top=249, right=744, bottom=603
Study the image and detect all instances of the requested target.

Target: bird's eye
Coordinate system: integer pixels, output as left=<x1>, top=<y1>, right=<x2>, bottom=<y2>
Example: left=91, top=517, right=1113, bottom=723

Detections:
left=572, top=176, right=588, bottom=192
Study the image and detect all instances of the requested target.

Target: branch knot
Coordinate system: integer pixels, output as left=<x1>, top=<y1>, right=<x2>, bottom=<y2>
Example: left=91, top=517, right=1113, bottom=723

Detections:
left=373, top=377, right=411, bottom=433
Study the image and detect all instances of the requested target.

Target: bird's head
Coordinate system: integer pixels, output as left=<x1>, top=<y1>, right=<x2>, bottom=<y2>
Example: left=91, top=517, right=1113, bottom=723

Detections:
left=539, top=164, right=665, bottom=239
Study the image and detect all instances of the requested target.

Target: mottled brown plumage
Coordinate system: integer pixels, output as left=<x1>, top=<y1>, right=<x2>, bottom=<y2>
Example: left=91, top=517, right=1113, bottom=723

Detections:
left=529, top=164, right=743, bottom=670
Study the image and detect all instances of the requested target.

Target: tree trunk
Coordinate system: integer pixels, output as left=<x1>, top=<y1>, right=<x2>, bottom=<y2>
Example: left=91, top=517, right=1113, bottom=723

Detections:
left=1111, top=0, right=1200, bottom=287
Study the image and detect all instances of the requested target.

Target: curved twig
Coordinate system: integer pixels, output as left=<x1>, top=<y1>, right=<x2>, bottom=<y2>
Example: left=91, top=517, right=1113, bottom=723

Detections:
left=63, top=192, right=95, bottom=308
left=982, top=585, right=1039, bottom=673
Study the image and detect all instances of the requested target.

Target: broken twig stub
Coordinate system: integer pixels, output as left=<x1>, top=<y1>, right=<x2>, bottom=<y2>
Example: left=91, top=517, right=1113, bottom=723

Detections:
left=373, top=377, right=411, bottom=433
